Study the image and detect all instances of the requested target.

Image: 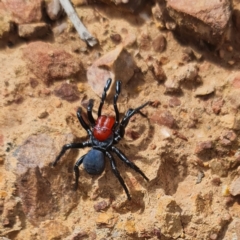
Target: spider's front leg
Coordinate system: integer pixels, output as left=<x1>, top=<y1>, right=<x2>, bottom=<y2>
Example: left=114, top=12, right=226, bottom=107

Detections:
left=115, top=101, right=150, bottom=141
left=52, top=141, right=91, bottom=166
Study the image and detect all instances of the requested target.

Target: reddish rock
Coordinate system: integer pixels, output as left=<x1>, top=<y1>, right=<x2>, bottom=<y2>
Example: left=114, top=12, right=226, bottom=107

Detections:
left=138, top=31, right=151, bottom=51
left=173, top=130, right=188, bottom=141
left=152, top=34, right=166, bottom=52
left=211, top=175, right=221, bottom=186
left=94, top=200, right=109, bottom=212
left=229, top=177, right=240, bottom=196
left=167, top=0, right=231, bottom=46
left=150, top=110, right=176, bottom=128
left=195, top=140, right=213, bottom=154
left=22, top=42, right=81, bottom=84
left=18, top=22, right=50, bottom=39
left=152, top=61, right=166, bottom=81
left=2, top=0, right=42, bottom=24
left=169, top=97, right=181, bottom=107
left=15, top=134, right=77, bottom=224
left=87, top=45, right=135, bottom=97
left=212, top=97, right=224, bottom=114
left=150, top=100, right=161, bottom=108
left=29, top=78, right=39, bottom=88
left=231, top=73, right=240, bottom=88
left=110, top=33, right=122, bottom=43
left=54, top=83, right=80, bottom=102
left=220, top=138, right=231, bottom=146
left=220, top=130, right=237, bottom=147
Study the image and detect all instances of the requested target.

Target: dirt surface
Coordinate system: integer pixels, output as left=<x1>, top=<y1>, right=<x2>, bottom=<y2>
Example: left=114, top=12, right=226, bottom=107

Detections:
left=1, top=1, right=240, bottom=239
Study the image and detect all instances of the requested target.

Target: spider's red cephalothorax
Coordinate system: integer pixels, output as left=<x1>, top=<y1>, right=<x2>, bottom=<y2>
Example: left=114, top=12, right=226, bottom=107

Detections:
left=93, top=115, right=115, bottom=141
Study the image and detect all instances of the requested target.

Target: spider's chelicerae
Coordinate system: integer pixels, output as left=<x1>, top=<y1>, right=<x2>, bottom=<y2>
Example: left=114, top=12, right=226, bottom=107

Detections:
left=52, top=78, right=149, bottom=200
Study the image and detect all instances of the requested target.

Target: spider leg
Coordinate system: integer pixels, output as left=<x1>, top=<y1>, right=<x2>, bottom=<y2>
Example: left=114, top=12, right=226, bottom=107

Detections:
left=87, top=99, right=96, bottom=127
left=113, top=80, right=121, bottom=129
left=111, top=146, right=149, bottom=181
left=106, top=151, right=131, bottom=200
left=73, top=154, right=86, bottom=190
left=77, top=107, right=92, bottom=136
left=52, top=141, right=91, bottom=166
left=98, top=78, right=112, bottom=117
left=115, top=101, right=150, bottom=140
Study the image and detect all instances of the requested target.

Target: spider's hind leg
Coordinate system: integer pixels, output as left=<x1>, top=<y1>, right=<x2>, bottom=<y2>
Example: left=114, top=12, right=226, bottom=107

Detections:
left=106, top=151, right=131, bottom=200
left=111, top=146, right=149, bottom=181
left=73, top=154, right=86, bottom=190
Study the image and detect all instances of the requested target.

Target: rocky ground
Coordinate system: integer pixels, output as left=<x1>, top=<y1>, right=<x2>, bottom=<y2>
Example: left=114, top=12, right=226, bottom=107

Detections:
left=1, top=0, right=240, bottom=239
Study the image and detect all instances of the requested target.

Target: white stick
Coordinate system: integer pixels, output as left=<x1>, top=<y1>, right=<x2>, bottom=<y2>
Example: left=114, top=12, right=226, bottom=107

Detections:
left=59, top=0, right=98, bottom=47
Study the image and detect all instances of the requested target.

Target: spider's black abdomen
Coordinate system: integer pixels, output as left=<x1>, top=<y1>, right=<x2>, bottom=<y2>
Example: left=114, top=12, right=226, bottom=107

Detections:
left=83, top=149, right=105, bottom=175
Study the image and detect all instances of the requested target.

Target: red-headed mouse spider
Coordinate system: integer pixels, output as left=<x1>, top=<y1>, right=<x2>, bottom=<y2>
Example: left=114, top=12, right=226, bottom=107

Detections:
left=52, top=78, right=149, bottom=200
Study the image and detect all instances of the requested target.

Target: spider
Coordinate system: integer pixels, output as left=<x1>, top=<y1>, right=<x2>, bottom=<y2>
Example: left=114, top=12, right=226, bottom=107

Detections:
left=52, top=78, right=149, bottom=200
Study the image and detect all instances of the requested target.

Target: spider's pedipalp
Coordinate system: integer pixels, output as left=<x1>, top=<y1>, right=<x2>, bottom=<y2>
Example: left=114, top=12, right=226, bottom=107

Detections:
left=77, top=108, right=92, bottom=136
left=87, top=99, right=95, bottom=126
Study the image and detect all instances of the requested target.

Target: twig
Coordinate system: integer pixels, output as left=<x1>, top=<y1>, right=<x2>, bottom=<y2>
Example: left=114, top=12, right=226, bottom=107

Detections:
left=59, top=0, right=98, bottom=47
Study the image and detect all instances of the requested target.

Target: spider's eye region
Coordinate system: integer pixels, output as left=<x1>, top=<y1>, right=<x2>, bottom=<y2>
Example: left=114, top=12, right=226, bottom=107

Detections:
left=93, top=115, right=115, bottom=141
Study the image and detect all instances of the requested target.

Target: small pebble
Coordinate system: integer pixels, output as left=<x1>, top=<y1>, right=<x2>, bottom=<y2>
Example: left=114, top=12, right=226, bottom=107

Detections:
left=150, top=100, right=160, bottom=108
left=54, top=99, right=62, bottom=108
left=152, top=34, right=166, bottom=52
left=149, top=144, right=156, bottom=150
left=211, top=176, right=221, bottom=186
left=222, top=185, right=230, bottom=196
left=110, top=33, right=122, bottom=43
left=38, top=111, right=49, bottom=119
left=209, top=233, right=218, bottom=240
left=196, top=171, right=205, bottom=184
left=94, top=200, right=109, bottom=212
left=195, top=141, right=213, bottom=154
left=169, top=97, right=181, bottom=107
